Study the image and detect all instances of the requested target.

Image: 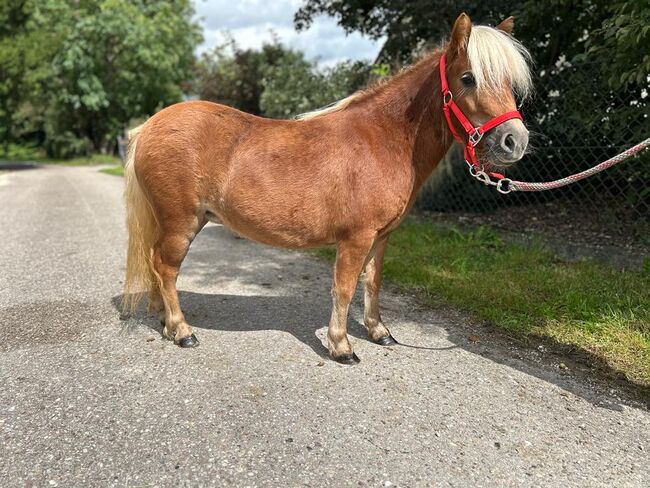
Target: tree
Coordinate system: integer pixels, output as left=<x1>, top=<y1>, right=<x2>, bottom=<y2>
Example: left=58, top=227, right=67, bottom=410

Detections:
left=194, top=37, right=289, bottom=115
left=194, top=38, right=372, bottom=119
left=295, top=0, right=512, bottom=64
left=261, top=59, right=371, bottom=118
left=586, top=0, right=650, bottom=88
left=48, top=0, right=201, bottom=155
left=0, top=1, right=60, bottom=152
left=0, top=0, right=201, bottom=157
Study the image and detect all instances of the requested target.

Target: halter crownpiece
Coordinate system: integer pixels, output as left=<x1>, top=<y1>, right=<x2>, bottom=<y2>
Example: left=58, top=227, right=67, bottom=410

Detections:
left=439, top=53, right=523, bottom=181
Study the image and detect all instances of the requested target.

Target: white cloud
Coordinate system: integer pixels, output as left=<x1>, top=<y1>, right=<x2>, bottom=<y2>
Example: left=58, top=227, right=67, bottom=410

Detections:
left=193, top=0, right=383, bottom=66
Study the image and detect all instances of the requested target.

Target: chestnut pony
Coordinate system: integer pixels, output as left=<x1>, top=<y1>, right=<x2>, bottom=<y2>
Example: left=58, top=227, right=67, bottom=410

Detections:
left=123, top=14, right=532, bottom=363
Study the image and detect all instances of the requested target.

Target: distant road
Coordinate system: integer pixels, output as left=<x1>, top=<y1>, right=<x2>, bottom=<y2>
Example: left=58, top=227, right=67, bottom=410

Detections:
left=0, top=164, right=648, bottom=487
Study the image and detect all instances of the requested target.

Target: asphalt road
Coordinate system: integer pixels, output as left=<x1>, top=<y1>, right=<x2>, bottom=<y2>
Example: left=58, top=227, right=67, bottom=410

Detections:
left=1, top=164, right=648, bottom=487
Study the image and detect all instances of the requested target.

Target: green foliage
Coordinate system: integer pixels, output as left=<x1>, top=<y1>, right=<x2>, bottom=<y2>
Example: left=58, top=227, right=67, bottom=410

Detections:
left=370, top=63, right=391, bottom=78
left=194, top=38, right=372, bottom=119
left=294, top=0, right=648, bottom=114
left=516, top=1, right=649, bottom=196
left=295, top=0, right=512, bottom=63
left=260, top=50, right=322, bottom=118
left=0, top=1, right=58, bottom=151
left=0, top=142, right=43, bottom=161
left=586, top=0, right=650, bottom=88
left=262, top=58, right=371, bottom=118
left=0, top=0, right=201, bottom=158
left=194, top=37, right=290, bottom=115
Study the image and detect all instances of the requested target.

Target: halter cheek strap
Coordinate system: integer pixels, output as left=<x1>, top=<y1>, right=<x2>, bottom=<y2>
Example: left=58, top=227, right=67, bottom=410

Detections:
left=439, top=53, right=523, bottom=180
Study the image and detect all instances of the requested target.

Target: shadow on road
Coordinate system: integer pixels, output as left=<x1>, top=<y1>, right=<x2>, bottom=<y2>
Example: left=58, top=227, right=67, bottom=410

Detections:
left=115, top=291, right=461, bottom=356
left=111, top=225, right=649, bottom=412
left=114, top=292, right=371, bottom=358
left=112, top=290, right=649, bottom=411
left=0, top=161, right=41, bottom=171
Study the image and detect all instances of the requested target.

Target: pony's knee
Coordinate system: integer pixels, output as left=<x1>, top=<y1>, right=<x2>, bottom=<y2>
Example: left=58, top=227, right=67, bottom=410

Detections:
left=331, top=285, right=355, bottom=305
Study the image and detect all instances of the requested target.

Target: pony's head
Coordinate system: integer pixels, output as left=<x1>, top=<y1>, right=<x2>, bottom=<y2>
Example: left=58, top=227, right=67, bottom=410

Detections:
left=443, top=13, right=532, bottom=167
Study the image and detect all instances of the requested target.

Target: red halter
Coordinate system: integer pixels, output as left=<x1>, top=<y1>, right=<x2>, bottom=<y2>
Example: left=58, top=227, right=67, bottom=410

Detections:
left=439, top=53, right=522, bottom=180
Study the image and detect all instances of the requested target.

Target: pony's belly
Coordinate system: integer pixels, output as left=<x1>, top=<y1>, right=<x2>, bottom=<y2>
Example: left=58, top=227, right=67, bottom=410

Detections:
left=206, top=204, right=334, bottom=249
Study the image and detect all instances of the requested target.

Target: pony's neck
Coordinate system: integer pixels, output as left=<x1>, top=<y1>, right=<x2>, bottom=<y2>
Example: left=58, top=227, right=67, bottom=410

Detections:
left=361, top=51, right=453, bottom=187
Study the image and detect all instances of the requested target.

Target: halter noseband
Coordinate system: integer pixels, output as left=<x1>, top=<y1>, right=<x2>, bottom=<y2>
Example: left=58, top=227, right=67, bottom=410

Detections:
left=439, top=53, right=522, bottom=180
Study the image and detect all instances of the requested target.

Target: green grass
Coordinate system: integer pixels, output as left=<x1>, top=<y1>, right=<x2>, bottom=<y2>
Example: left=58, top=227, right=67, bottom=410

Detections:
left=100, top=165, right=124, bottom=176
left=43, top=154, right=121, bottom=166
left=316, top=219, right=650, bottom=386
left=0, top=145, right=121, bottom=166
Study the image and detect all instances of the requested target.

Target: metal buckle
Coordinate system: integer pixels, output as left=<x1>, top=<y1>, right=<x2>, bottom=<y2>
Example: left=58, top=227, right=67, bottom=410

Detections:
left=467, top=161, right=515, bottom=193
left=443, top=91, right=453, bottom=105
left=496, top=178, right=513, bottom=194
left=467, top=161, right=496, bottom=187
left=469, top=129, right=483, bottom=146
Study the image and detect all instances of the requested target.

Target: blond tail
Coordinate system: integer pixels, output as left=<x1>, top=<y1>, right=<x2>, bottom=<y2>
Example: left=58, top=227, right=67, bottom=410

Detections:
left=122, top=125, right=158, bottom=314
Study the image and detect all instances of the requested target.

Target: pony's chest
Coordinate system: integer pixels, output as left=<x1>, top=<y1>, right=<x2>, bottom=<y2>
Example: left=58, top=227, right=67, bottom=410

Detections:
left=359, top=160, right=418, bottom=232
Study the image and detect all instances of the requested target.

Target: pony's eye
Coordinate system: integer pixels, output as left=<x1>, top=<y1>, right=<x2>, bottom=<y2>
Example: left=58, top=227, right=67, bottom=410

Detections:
left=461, top=72, right=476, bottom=88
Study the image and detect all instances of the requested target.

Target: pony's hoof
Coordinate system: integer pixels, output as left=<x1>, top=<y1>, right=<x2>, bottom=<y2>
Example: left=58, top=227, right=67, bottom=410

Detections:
left=374, top=334, right=398, bottom=346
left=175, top=334, right=199, bottom=348
left=334, top=352, right=360, bottom=365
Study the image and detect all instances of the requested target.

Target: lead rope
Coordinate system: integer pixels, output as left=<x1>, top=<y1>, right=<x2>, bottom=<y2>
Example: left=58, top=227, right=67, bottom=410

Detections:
left=470, top=136, right=650, bottom=193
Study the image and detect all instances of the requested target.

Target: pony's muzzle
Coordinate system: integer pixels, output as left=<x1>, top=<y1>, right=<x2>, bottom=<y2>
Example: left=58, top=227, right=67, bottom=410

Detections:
left=488, top=119, right=529, bottom=164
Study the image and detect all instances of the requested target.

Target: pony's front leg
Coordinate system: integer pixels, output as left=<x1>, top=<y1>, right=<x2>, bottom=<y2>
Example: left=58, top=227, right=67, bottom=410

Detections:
left=328, top=234, right=375, bottom=364
left=363, top=236, right=397, bottom=346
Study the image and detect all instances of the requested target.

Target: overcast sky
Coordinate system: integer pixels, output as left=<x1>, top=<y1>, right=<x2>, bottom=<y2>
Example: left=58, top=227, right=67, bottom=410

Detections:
left=193, top=0, right=383, bottom=66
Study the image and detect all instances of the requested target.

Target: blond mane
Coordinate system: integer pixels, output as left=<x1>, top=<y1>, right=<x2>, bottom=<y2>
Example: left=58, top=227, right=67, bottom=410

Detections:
left=467, top=25, right=532, bottom=98
left=297, top=93, right=364, bottom=120
left=296, top=58, right=429, bottom=120
left=298, top=23, right=532, bottom=120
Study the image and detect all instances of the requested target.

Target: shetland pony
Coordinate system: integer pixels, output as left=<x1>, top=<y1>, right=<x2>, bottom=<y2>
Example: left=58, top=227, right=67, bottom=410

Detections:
left=123, top=14, right=531, bottom=363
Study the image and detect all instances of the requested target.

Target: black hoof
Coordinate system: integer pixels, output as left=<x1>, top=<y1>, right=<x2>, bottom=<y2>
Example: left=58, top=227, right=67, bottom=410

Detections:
left=176, top=333, right=199, bottom=348
left=374, top=334, right=398, bottom=346
left=334, top=352, right=360, bottom=365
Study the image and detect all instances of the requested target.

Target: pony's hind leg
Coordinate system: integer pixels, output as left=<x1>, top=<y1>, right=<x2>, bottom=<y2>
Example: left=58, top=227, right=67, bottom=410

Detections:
left=328, top=233, right=375, bottom=364
left=363, top=236, right=397, bottom=346
left=152, top=216, right=205, bottom=347
left=147, top=285, right=165, bottom=324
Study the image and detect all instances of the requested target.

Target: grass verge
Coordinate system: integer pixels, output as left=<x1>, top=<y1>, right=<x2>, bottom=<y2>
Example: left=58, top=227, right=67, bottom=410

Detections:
left=0, top=147, right=121, bottom=166
left=315, top=219, right=650, bottom=386
left=43, top=154, right=122, bottom=166
left=100, top=165, right=124, bottom=176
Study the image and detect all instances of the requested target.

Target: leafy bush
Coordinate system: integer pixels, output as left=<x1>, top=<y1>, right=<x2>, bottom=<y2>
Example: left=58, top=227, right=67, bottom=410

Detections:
left=0, top=0, right=201, bottom=158
left=261, top=59, right=371, bottom=118
left=194, top=38, right=372, bottom=120
left=0, top=143, right=43, bottom=161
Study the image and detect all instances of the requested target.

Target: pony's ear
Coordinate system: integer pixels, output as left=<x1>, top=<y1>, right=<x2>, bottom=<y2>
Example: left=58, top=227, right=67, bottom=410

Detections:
left=448, top=13, right=472, bottom=55
left=495, top=16, right=515, bottom=34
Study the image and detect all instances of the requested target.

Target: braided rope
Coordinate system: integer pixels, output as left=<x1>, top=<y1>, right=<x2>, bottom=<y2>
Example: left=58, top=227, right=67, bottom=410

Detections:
left=508, top=137, right=650, bottom=192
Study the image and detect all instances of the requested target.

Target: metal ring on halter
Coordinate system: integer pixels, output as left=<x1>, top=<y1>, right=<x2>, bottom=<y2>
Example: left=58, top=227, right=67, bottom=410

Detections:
left=469, top=129, right=483, bottom=146
left=468, top=163, right=481, bottom=177
left=496, top=178, right=513, bottom=194
left=443, top=91, right=453, bottom=105
left=471, top=169, right=497, bottom=187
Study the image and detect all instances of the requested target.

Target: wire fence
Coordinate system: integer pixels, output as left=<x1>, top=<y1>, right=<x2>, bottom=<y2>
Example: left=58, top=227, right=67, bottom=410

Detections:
left=418, top=61, right=650, bottom=247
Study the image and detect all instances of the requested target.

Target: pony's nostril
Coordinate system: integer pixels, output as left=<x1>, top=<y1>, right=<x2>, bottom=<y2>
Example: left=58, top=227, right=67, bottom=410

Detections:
left=502, top=134, right=516, bottom=153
